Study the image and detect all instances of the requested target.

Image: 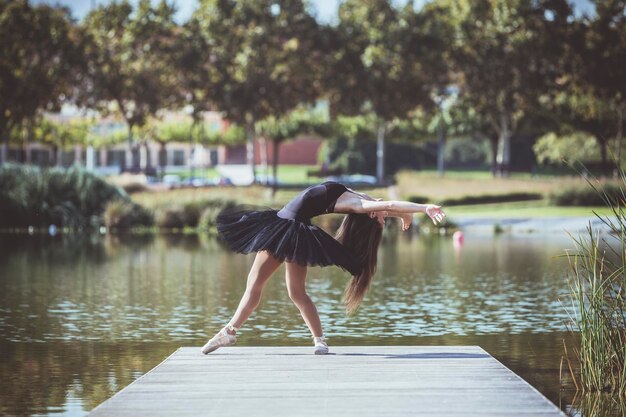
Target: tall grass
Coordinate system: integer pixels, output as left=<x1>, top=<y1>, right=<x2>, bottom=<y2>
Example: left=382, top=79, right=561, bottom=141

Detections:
left=565, top=169, right=626, bottom=396
left=0, top=163, right=127, bottom=229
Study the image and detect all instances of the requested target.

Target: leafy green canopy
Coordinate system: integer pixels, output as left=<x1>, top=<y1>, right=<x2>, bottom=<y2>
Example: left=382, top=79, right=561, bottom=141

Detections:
left=0, top=0, right=81, bottom=140
left=80, top=0, right=180, bottom=130
left=194, top=0, right=324, bottom=125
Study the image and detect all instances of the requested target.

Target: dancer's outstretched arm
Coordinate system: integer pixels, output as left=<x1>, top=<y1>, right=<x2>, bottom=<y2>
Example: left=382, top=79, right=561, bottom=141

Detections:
left=335, top=193, right=446, bottom=225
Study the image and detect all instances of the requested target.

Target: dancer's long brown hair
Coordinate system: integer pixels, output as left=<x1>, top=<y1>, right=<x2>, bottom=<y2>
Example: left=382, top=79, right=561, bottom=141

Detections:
left=335, top=213, right=383, bottom=316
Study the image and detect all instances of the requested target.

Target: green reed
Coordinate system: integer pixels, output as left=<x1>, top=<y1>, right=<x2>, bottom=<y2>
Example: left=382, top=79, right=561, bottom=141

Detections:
left=564, top=169, right=626, bottom=396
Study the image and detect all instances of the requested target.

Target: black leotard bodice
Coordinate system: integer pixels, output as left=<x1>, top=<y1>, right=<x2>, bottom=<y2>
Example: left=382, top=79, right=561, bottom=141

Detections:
left=277, top=181, right=348, bottom=224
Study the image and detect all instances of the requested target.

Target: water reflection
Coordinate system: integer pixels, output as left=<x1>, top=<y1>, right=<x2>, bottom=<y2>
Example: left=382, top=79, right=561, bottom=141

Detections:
left=0, top=233, right=575, bottom=343
left=0, top=232, right=585, bottom=416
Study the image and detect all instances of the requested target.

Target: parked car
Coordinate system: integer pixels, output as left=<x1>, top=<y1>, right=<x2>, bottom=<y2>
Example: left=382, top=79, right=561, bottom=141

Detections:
left=162, top=174, right=182, bottom=189
left=326, top=174, right=378, bottom=186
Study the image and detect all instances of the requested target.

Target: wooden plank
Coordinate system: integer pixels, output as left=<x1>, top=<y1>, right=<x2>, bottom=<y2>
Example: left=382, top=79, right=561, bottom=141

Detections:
left=88, top=346, right=566, bottom=417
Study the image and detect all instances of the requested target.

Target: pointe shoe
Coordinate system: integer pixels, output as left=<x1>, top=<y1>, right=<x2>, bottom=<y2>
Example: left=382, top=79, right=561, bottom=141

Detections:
left=201, top=326, right=237, bottom=354
left=313, top=335, right=329, bottom=355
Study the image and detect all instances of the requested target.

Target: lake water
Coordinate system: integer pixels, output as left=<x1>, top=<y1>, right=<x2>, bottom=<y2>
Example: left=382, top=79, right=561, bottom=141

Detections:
left=0, top=230, right=607, bottom=416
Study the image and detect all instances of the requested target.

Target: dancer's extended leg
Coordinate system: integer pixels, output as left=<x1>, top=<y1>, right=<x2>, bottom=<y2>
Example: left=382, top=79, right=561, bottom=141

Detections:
left=285, top=261, right=323, bottom=338
left=227, top=250, right=283, bottom=330
left=201, top=251, right=282, bottom=354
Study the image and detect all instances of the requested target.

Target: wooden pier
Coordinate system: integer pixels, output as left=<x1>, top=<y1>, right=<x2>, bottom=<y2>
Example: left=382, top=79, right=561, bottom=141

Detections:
left=88, top=346, right=565, bottom=417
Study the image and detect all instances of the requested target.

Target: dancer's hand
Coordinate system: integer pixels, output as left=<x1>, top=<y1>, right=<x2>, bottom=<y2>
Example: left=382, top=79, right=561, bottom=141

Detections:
left=399, top=213, right=414, bottom=231
left=425, top=204, right=446, bottom=225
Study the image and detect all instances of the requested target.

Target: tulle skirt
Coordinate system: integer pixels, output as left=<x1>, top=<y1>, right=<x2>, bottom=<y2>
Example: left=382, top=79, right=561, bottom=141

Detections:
left=216, top=205, right=361, bottom=276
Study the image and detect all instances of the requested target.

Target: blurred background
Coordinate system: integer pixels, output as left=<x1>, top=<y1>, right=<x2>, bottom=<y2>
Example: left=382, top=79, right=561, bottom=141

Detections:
left=1, top=0, right=625, bottom=416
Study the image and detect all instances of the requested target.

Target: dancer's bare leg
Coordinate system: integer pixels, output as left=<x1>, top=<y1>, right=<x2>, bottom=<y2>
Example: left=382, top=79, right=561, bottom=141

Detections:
left=225, top=251, right=282, bottom=333
left=285, top=261, right=323, bottom=337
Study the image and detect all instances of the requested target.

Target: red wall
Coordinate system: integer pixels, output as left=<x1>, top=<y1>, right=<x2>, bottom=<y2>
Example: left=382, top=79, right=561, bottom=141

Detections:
left=257, top=136, right=322, bottom=165
left=222, top=136, right=322, bottom=165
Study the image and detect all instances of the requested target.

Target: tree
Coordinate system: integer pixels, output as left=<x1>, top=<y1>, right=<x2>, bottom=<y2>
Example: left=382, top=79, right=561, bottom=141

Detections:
left=257, top=107, right=329, bottom=192
left=447, top=0, right=573, bottom=176
left=194, top=0, right=324, bottom=183
left=146, top=116, right=245, bottom=177
left=541, top=90, right=619, bottom=174
left=569, top=0, right=626, bottom=174
left=326, top=0, right=452, bottom=182
left=0, top=1, right=81, bottom=164
left=172, top=17, right=217, bottom=180
left=533, top=131, right=602, bottom=166
left=80, top=0, right=179, bottom=172
left=31, top=117, right=91, bottom=167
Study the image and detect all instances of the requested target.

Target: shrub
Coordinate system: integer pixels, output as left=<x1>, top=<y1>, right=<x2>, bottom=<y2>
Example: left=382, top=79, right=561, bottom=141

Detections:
left=121, top=182, right=149, bottom=194
left=0, top=164, right=126, bottom=229
left=153, top=199, right=237, bottom=230
left=155, top=206, right=187, bottom=229
left=198, top=199, right=237, bottom=230
left=181, top=201, right=207, bottom=228
left=550, top=183, right=623, bottom=206
left=441, top=192, right=543, bottom=206
left=407, top=195, right=430, bottom=204
left=406, top=192, right=543, bottom=206
left=104, top=201, right=154, bottom=229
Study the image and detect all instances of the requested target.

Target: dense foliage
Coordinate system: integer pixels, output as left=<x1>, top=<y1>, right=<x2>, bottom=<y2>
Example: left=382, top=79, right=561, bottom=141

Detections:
left=0, top=163, right=126, bottom=229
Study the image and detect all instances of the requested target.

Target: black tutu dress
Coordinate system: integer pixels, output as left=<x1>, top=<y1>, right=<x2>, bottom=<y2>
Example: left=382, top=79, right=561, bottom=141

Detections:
left=216, top=181, right=362, bottom=276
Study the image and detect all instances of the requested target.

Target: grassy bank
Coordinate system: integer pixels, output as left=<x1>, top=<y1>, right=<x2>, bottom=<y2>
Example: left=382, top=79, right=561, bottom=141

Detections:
left=395, top=170, right=591, bottom=201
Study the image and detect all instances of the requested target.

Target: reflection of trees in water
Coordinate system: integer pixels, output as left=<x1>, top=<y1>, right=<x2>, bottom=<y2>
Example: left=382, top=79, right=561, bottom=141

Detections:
left=0, top=341, right=176, bottom=416
left=105, top=233, right=154, bottom=251
left=160, top=233, right=200, bottom=251
left=0, top=234, right=108, bottom=266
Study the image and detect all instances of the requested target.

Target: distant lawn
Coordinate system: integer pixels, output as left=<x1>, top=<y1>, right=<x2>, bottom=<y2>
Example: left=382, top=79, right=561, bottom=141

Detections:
left=395, top=169, right=592, bottom=201
left=445, top=200, right=614, bottom=218
left=256, top=164, right=320, bottom=184
left=132, top=185, right=302, bottom=210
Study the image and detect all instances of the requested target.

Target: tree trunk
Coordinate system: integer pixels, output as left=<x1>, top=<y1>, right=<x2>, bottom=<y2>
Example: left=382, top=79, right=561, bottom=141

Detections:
left=598, top=137, right=609, bottom=177
left=436, top=114, right=446, bottom=177
left=56, top=146, right=63, bottom=167
left=145, top=142, right=152, bottom=170
left=496, top=113, right=511, bottom=176
left=190, top=120, right=197, bottom=181
left=126, top=124, right=133, bottom=173
left=159, top=141, right=167, bottom=179
left=614, top=105, right=623, bottom=177
left=376, top=121, right=386, bottom=183
left=489, top=133, right=498, bottom=177
left=25, top=118, right=33, bottom=165
left=0, top=134, right=6, bottom=165
left=51, top=145, right=58, bottom=166
left=271, top=138, right=280, bottom=197
left=259, top=136, right=268, bottom=185
left=246, top=120, right=256, bottom=184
